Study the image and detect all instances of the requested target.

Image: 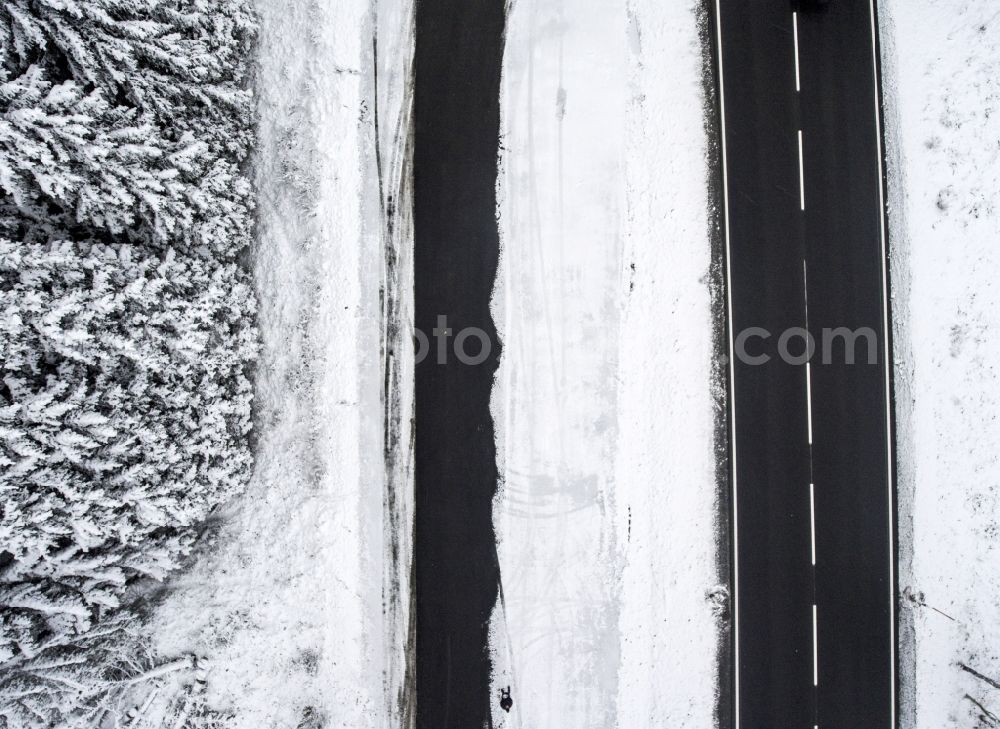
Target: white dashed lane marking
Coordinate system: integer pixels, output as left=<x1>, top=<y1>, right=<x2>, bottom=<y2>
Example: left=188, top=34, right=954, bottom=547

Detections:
left=798, top=129, right=806, bottom=211
left=793, top=12, right=801, bottom=92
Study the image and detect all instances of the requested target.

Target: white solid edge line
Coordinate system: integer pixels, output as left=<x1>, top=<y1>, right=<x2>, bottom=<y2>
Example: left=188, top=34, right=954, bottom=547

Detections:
left=806, top=361, right=813, bottom=445
left=810, top=482, right=817, bottom=566
left=813, top=604, right=819, bottom=686
left=793, top=11, right=801, bottom=92
left=798, top=129, right=806, bottom=211
left=714, top=1, right=740, bottom=725
left=869, top=1, right=896, bottom=726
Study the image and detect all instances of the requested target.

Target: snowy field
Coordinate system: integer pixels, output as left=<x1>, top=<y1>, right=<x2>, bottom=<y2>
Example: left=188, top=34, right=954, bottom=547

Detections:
left=143, top=0, right=415, bottom=726
left=880, top=0, right=1000, bottom=725
left=490, top=1, right=721, bottom=727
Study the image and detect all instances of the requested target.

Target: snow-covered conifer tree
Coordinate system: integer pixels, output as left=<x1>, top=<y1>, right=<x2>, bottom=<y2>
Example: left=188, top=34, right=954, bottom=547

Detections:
left=0, top=0, right=258, bottom=722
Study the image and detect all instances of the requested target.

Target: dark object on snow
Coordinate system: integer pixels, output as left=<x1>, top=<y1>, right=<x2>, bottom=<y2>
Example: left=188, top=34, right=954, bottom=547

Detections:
left=499, top=687, right=513, bottom=713
left=793, top=0, right=831, bottom=10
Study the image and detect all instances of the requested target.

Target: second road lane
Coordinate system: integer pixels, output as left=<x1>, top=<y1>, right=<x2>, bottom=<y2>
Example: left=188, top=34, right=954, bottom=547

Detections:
left=714, top=1, right=896, bottom=727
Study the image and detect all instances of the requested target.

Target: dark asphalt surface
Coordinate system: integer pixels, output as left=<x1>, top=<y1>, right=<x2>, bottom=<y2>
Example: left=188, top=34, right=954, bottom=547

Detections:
left=800, top=4, right=895, bottom=726
left=716, top=1, right=895, bottom=727
left=413, top=1, right=507, bottom=727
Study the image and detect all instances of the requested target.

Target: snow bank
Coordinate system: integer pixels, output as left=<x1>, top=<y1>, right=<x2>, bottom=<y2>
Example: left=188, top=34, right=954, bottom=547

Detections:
left=612, top=3, right=722, bottom=725
left=146, top=0, right=415, bottom=725
left=880, top=1, right=1000, bottom=725
left=490, top=0, right=721, bottom=726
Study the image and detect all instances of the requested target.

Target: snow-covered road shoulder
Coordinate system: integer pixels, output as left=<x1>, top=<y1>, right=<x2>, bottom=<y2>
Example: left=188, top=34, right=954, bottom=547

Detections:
left=880, top=1, right=1000, bottom=725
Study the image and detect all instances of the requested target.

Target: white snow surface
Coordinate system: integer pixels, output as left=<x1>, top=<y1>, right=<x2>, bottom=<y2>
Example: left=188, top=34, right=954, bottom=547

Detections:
left=880, top=1, right=1000, bottom=726
left=146, top=0, right=415, bottom=726
left=490, top=1, right=722, bottom=727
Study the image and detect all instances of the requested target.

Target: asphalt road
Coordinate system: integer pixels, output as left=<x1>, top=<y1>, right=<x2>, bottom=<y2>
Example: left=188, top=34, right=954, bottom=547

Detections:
left=413, top=1, right=507, bottom=727
left=713, top=1, right=896, bottom=727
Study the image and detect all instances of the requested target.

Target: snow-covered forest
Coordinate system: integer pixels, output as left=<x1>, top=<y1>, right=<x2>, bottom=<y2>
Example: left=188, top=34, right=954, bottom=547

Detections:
left=0, top=1, right=258, bottom=724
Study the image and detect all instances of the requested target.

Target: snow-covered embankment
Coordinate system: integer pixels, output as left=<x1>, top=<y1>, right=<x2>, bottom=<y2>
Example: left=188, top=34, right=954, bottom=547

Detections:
left=880, top=1, right=1000, bottom=725
left=148, top=0, right=415, bottom=725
